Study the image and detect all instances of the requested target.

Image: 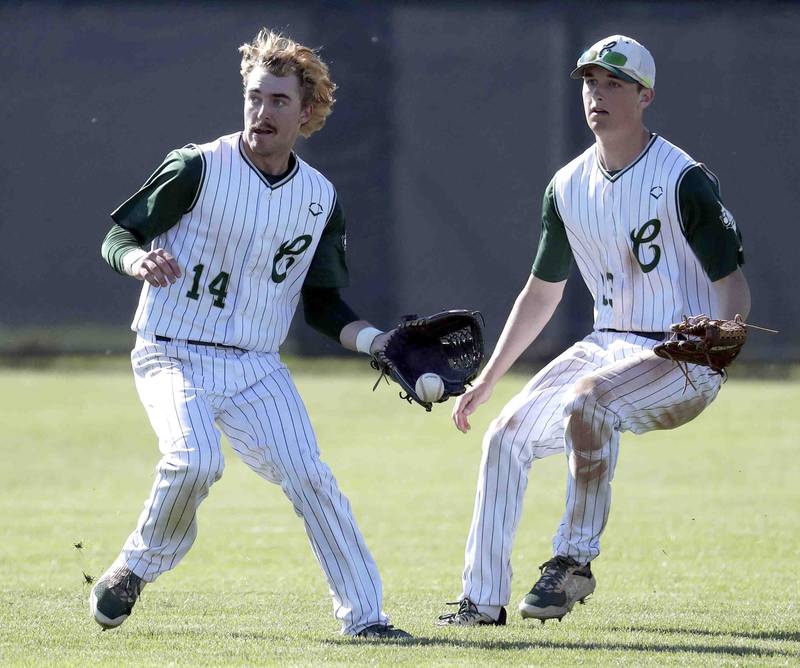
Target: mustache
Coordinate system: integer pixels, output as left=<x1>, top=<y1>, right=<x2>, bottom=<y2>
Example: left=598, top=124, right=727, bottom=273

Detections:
left=251, top=122, right=277, bottom=133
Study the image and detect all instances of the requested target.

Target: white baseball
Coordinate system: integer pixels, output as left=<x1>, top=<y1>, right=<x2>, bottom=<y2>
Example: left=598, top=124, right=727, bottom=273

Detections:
left=415, top=372, right=445, bottom=403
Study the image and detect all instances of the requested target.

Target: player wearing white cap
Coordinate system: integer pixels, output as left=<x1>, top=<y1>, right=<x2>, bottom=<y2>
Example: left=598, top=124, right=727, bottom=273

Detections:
left=437, top=35, right=750, bottom=626
left=90, top=28, right=409, bottom=640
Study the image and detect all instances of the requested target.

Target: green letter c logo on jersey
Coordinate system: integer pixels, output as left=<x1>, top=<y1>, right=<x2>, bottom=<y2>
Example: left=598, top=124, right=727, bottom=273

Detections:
left=271, top=234, right=313, bottom=283
left=630, top=218, right=661, bottom=273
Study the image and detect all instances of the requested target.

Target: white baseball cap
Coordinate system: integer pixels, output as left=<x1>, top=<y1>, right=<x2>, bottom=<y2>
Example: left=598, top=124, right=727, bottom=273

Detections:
left=570, top=35, right=656, bottom=89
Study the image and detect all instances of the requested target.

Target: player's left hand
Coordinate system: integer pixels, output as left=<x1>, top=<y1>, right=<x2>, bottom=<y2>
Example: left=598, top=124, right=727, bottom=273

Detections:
left=368, top=331, right=392, bottom=357
left=369, top=310, right=485, bottom=412
left=653, top=313, right=749, bottom=374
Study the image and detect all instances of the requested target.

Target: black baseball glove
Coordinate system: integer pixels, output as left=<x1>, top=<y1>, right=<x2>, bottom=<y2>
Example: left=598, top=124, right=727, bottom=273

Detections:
left=370, top=310, right=485, bottom=411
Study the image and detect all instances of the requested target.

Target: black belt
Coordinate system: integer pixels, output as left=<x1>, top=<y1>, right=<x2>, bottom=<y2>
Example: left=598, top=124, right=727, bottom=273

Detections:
left=598, top=328, right=666, bottom=342
left=155, top=335, right=244, bottom=351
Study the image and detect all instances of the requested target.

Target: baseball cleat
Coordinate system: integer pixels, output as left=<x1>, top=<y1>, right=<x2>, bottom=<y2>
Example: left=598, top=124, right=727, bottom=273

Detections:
left=354, top=624, right=413, bottom=640
left=89, top=564, right=146, bottom=629
left=436, top=597, right=507, bottom=626
left=518, top=555, right=595, bottom=621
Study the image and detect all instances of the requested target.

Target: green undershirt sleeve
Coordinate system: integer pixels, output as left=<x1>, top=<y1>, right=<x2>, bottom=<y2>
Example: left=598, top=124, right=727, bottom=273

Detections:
left=679, top=165, right=744, bottom=281
left=303, top=198, right=350, bottom=288
left=301, top=286, right=361, bottom=342
left=101, top=224, right=143, bottom=275
left=531, top=179, right=573, bottom=282
left=110, top=145, right=204, bottom=245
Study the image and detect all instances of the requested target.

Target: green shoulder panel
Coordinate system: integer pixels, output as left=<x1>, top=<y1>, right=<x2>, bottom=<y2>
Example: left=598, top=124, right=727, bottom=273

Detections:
left=303, top=197, right=350, bottom=289
left=531, top=178, right=573, bottom=282
left=678, top=165, right=744, bottom=282
left=110, top=145, right=204, bottom=245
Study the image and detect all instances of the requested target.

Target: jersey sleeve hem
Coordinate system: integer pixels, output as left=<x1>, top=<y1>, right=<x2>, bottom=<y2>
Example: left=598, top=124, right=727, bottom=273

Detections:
left=531, top=267, right=570, bottom=283
left=706, top=264, right=742, bottom=282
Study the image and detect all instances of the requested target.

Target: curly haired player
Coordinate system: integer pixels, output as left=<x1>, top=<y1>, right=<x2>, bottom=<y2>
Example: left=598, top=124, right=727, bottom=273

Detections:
left=437, top=35, right=750, bottom=627
left=91, top=28, right=410, bottom=639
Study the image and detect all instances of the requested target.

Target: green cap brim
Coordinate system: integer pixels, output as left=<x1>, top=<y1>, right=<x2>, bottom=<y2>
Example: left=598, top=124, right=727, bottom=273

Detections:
left=570, top=62, right=639, bottom=85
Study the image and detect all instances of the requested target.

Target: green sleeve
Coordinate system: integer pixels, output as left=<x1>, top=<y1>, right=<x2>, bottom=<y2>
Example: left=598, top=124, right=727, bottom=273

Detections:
left=301, top=286, right=361, bottom=341
left=679, top=165, right=744, bottom=281
left=303, top=198, right=350, bottom=289
left=101, top=224, right=143, bottom=275
left=531, top=179, right=573, bottom=282
left=110, top=145, right=204, bottom=244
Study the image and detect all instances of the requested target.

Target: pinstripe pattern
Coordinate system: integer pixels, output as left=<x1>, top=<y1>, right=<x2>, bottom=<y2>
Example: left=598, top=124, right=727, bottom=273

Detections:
left=122, top=336, right=387, bottom=634
left=132, top=133, right=335, bottom=352
left=113, top=134, right=387, bottom=635
left=461, top=331, right=722, bottom=608
left=553, top=135, right=719, bottom=331
left=457, top=135, right=732, bottom=614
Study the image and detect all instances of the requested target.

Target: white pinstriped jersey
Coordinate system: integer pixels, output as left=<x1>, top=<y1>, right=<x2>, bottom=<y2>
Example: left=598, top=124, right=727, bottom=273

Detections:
left=552, top=134, right=721, bottom=332
left=131, top=133, right=336, bottom=352
left=105, top=135, right=387, bottom=635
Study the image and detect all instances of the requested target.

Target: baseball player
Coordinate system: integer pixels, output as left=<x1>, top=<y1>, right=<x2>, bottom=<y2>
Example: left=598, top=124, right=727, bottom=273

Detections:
left=90, top=28, right=409, bottom=640
left=437, top=35, right=750, bottom=627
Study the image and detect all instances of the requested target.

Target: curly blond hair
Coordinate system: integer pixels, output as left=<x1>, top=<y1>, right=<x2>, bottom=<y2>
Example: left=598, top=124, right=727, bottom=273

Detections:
left=239, top=28, right=337, bottom=138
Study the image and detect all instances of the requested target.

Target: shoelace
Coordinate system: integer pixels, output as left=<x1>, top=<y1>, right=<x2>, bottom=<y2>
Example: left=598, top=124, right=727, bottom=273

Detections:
left=107, top=569, right=144, bottom=604
left=438, top=598, right=478, bottom=621
left=536, top=556, right=578, bottom=592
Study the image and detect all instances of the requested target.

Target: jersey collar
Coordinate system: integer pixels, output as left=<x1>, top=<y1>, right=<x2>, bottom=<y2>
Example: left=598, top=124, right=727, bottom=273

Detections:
left=238, top=134, right=300, bottom=190
left=595, top=133, right=658, bottom=182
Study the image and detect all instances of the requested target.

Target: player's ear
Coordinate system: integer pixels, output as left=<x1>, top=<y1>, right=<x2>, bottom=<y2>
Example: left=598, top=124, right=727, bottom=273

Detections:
left=300, top=104, right=313, bottom=125
left=639, top=88, right=655, bottom=110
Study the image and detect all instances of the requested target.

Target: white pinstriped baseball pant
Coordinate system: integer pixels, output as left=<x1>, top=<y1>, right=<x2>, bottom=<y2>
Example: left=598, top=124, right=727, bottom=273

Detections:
left=117, top=336, right=387, bottom=635
left=462, top=331, right=723, bottom=608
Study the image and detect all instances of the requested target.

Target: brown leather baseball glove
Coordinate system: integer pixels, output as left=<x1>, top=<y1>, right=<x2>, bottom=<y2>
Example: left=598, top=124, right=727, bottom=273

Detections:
left=653, top=314, right=748, bottom=374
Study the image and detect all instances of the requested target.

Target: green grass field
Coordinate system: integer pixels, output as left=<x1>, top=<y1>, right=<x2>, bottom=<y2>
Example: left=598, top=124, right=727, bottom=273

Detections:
left=1, top=359, right=798, bottom=666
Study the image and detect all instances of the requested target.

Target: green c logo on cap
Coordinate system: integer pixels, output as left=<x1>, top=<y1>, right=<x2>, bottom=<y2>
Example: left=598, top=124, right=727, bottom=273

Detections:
left=578, top=45, right=628, bottom=67
left=601, top=51, right=627, bottom=66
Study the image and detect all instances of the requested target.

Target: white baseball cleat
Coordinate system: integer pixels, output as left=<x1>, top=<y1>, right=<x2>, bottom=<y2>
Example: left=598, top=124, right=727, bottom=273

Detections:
left=436, top=597, right=507, bottom=626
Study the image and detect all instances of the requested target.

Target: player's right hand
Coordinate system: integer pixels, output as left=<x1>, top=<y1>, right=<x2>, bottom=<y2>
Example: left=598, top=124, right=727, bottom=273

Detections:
left=134, top=249, right=182, bottom=288
left=452, top=379, right=494, bottom=434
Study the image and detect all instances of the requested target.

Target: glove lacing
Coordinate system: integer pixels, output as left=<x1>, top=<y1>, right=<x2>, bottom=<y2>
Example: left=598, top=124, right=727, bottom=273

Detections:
left=370, top=357, right=414, bottom=404
left=369, top=358, right=391, bottom=391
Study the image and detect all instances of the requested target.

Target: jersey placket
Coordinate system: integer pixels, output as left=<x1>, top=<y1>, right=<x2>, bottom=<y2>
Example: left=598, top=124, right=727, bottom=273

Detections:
left=246, top=183, right=281, bottom=344
left=599, top=178, right=618, bottom=328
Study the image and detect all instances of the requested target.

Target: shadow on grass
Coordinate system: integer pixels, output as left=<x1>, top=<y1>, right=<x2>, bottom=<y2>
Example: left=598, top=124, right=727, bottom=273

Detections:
left=609, top=626, right=800, bottom=643
left=319, top=635, right=796, bottom=658
left=131, top=627, right=797, bottom=658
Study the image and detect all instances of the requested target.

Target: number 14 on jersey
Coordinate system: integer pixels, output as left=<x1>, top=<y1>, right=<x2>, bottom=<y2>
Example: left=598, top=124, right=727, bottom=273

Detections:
left=186, top=264, right=230, bottom=308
